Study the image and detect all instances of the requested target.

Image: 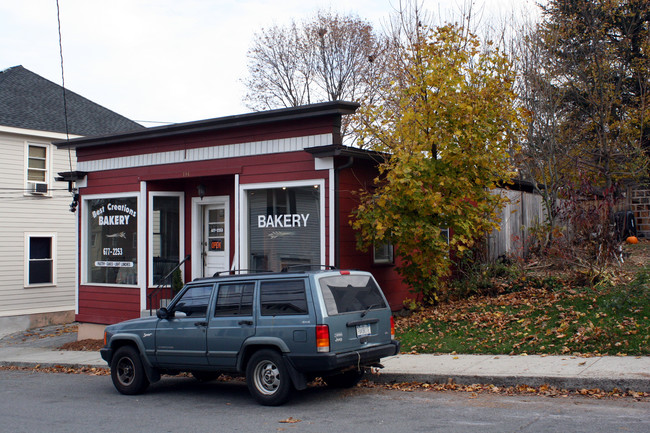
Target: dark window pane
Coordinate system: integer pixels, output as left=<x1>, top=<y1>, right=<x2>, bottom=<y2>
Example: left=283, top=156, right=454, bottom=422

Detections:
left=319, top=275, right=387, bottom=315
left=260, top=280, right=307, bottom=316
left=174, top=285, right=212, bottom=318
left=29, top=260, right=52, bottom=284
left=214, top=283, right=254, bottom=316
left=152, top=196, right=180, bottom=285
left=30, top=237, right=51, bottom=260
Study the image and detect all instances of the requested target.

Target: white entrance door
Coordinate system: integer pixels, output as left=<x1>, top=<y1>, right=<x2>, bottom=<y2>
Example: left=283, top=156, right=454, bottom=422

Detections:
left=203, top=204, right=227, bottom=277
left=192, top=196, right=230, bottom=279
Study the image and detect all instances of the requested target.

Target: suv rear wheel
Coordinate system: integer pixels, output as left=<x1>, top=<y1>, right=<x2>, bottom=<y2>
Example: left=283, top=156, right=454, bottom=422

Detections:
left=246, top=349, right=291, bottom=406
left=110, top=346, right=149, bottom=395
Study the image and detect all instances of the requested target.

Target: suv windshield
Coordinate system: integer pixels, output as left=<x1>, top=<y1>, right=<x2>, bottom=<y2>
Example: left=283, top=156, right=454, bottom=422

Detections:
left=318, top=274, right=387, bottom=315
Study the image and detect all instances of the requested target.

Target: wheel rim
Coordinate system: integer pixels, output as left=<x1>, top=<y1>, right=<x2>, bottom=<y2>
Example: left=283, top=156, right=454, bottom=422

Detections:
left=116, top=356, right=135, bottom=386
left=253, top=360, right=280, bottom=396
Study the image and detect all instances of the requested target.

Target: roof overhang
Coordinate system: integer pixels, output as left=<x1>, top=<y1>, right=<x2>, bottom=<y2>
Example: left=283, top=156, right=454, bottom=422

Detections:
left=305, top=144, right=385, bottom=162
left=54, top=101, right=360, bottom=150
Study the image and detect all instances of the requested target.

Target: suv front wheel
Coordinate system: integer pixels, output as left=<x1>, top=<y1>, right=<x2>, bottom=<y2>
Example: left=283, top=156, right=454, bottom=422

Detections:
left=110, top=346, right=150, bottom=395
left=246, top=349, right=292, bottom=406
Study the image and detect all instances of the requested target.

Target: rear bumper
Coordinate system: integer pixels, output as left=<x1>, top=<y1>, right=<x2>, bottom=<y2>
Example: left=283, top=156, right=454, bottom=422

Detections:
left=288, top=340, right=400, bottom=373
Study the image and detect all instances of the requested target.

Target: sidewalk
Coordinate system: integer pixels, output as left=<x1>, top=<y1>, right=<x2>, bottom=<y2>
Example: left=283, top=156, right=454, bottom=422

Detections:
left=1, top=325, right=648, bottom=392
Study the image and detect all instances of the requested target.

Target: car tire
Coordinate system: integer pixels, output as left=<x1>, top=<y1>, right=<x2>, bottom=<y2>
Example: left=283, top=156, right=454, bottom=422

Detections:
left=246, top=349, right=291, bottom=406
left=110, top=346, right=150, bottom=395
left=323, top=369, right=364, bottom=388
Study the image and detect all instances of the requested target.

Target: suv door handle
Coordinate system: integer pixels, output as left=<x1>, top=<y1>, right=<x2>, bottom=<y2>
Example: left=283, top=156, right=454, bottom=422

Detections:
left=238, top=320, right=253, bottom=326
left=194, top=321, right=208, bottom=327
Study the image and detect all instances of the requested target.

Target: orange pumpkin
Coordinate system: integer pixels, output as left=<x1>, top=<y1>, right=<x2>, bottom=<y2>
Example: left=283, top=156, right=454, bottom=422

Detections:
left=626, top=236, right=639, bottom=244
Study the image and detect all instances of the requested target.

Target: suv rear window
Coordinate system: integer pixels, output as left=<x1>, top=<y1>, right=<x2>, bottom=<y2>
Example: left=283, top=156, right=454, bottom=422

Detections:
left=319, top=275, right=387, bottom=315
left=260, top=279, right=308, bottom=316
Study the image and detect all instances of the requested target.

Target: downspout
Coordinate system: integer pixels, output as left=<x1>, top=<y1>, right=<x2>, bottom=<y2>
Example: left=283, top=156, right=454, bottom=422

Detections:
left=334, top=156, right=354, bottom=268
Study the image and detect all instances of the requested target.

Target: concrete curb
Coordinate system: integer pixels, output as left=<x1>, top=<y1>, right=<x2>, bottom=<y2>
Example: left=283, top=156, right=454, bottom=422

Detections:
left=370, top=372, right=650, bottom=393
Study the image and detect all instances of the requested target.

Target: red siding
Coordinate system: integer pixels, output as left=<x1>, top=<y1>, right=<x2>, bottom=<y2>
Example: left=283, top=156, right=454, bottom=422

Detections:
left=76, top=286, right=141, bottom=324
left=337, top=162, right=410, bottom=310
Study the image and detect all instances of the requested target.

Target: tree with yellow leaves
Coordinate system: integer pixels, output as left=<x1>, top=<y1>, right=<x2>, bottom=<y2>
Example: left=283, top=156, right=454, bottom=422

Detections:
left=352, top=23, right=523, bottom=300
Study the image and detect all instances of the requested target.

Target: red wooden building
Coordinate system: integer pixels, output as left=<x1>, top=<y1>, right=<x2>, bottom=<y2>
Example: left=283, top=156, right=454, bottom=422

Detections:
left=56, top=102, right=409, bottom=338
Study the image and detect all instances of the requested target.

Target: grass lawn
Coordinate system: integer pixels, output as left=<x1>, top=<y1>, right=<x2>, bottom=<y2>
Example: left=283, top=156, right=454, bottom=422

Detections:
left=395, top=241, right=650, bottom=356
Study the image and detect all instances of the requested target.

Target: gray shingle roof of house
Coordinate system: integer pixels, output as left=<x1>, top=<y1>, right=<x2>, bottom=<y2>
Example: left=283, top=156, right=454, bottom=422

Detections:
left=0, top=65, right=144, bottom=136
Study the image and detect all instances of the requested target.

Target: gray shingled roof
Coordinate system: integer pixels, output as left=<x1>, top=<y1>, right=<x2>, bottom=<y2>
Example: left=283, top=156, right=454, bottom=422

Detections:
left=0, top=65, right=144, bottom=136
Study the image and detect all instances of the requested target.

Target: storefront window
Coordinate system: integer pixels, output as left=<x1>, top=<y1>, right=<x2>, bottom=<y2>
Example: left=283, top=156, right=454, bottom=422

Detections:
left=248, top=186, right=320, bottom=271
left=152, top=196, right=180, bottom=285
left=87, top=197, right=138, bottom=285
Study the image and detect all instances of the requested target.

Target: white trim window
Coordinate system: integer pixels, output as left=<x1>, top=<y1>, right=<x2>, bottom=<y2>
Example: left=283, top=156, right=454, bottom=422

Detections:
left=82, top=194, right=139, bottom=286
left=239, top=179, right=326, bottom=272
left=148, top=192, right=184, bottom=287
left=25, top=233, right=56, bottom=287
left=25, top=143, right=50, bottom=195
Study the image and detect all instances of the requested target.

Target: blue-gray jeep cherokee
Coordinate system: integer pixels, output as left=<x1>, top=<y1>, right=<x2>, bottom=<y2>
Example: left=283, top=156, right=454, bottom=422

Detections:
left=100, top=269, right=400, bottom=405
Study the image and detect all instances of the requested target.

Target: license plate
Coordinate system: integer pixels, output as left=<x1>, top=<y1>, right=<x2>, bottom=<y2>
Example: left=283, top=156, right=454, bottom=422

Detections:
left=356, top=324, right=372, bottom=338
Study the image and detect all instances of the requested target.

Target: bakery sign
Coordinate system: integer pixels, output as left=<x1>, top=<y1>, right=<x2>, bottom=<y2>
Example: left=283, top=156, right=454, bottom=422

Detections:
left=257, top=213, right=310, bottom=228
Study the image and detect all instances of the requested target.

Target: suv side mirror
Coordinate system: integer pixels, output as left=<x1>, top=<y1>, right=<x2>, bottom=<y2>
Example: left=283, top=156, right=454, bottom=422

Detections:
left=157, top=307, right=171, bottom=319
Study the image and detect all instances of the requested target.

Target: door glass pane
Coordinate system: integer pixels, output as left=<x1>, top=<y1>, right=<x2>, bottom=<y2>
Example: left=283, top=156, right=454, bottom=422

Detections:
left=208, top=208, right=225, bottom=252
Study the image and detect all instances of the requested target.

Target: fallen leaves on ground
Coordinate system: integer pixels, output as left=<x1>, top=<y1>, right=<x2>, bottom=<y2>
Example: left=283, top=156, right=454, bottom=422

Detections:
left=279, top=417, right=302, bottom=424
left=58, top=339, right=104, bottom=351
left=361, top=379, right=650, bottom=401
left=0, top=365, right=109, bottom=376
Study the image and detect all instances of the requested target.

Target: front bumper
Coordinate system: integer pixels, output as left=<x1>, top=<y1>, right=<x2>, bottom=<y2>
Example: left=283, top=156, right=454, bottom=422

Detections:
left=99, top=347, right=112, bottom=364
left=288, top=340, right=400, bottom=373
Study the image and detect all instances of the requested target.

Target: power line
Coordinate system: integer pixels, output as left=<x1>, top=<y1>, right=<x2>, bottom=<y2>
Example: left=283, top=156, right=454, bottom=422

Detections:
left=56, top=0, right=74, bottom=176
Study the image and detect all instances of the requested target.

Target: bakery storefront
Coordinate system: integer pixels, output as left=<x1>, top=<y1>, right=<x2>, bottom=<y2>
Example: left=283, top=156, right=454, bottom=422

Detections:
left=57, top=102, right=409, bottom=338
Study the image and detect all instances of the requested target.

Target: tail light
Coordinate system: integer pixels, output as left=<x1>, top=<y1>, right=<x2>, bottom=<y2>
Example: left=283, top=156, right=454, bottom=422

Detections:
left=316, top=324, right=330, bottom=353
left=390, top=316, right=395, bottom=340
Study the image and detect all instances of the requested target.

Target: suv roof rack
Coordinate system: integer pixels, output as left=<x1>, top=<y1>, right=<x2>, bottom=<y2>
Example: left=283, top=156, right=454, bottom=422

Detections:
left=213, top=269, right=274, bottom=277
left=281, top=265, right=337, bottom=272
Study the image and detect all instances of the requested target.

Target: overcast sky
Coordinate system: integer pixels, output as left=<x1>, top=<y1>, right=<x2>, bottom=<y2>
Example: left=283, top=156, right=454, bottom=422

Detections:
left=0, top=0, right=541, bottom=126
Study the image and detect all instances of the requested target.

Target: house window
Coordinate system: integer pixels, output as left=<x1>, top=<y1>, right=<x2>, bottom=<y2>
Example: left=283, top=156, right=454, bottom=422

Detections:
left=26, top=144, right=49, bottom=194
left=247, top=186, right=321, bottom=272
left=373, top=241, right=394, bottom=265
left=25, top=234, right=55, bottom=286
left=86, top=197, right=138, bottom=285
left=150, top=194, right=182, bottom=286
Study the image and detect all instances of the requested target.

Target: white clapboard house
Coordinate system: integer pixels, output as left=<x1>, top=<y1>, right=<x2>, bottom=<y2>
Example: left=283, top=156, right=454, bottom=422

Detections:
left=0, top=65, right=143, bottom=336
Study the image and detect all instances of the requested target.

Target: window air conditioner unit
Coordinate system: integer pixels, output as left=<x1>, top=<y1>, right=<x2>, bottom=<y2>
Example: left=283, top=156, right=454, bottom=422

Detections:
left=29, top=183, right=48, bottom=195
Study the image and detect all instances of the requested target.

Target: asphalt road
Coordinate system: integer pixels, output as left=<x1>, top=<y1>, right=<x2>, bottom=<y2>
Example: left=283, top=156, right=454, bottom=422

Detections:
left=1, top=370, right=648, bottom=433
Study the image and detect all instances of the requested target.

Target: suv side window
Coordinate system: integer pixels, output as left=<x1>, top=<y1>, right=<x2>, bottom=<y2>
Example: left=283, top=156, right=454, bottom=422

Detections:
left=174, top=284, right=212, bottom=317
left=260, top=279, right=308, bottom=316
left=214, top=282, right=255, bottom=316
